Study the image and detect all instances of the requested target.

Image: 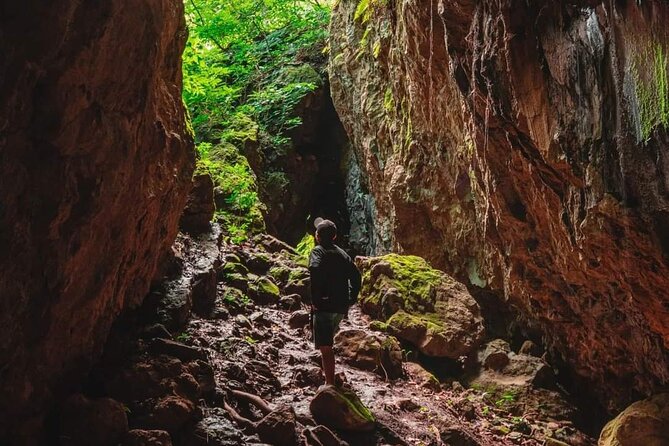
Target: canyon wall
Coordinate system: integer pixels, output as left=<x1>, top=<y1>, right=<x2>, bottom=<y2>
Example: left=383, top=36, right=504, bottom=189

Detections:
left=330, top=0, right=669, bottom=412
left=0, top=0, right=194, bottom=442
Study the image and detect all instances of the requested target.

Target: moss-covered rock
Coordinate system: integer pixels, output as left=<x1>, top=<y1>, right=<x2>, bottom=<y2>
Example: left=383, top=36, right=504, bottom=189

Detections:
left=249, top=276, right=280, bottom=305
left=268, top=265, right=291, bottom=284
left=220, top=262, right=249, bottom=277
left=357, top=254, right=485, bottom=358
left=309, top=385, right=375, bottom=432
left=246, top=252, right=272, bottom=275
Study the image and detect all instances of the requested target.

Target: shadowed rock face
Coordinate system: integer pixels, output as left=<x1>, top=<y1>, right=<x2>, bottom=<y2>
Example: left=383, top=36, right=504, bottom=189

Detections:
left=0, top=0, right=194, bottom=441
left=330, top=0, right=669, bottom=411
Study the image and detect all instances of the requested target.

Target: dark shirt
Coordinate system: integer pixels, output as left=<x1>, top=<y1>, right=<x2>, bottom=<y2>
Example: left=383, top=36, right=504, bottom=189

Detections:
left=308, top=243, right=362, bottom=314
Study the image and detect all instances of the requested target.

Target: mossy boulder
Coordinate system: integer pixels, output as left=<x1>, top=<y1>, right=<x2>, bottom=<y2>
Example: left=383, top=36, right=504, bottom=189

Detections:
left=249, top=276, right=280, bottom=305
left=357, top=254, right=485, bottom=358
left=599, top=393, right=669, bottom=446
left=269, top=265, right=291, bottom=284
left=309, top=386, right=375, bottom=432
left=246, top=252, right=272, bottom=275
left=220, top=261, right=249, bottom=277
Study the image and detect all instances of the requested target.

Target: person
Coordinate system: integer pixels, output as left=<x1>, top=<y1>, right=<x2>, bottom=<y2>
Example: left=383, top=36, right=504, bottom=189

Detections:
left=308, top=217, right=361, bottom=387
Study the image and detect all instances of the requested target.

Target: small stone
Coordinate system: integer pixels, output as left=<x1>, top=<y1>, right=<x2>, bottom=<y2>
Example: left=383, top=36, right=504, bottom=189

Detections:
left=289, top=310, right=311, bottom=329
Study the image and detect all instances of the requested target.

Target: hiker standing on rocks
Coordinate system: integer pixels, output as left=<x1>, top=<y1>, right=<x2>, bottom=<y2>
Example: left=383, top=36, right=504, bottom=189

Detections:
left=309, top=218, right=362, bottom=387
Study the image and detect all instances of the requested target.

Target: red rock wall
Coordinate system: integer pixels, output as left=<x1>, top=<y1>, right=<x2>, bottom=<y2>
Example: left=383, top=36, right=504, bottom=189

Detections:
left=330, top=0, right=669, bottom=411
left=0, top=1, right=194, bottom=442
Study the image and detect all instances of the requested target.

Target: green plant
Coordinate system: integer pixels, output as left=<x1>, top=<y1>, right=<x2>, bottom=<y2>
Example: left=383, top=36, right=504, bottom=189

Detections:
left=176, top=332, right=191, bottom=342
left=495, top=389, right=517, bottom=407
left=244, top=335, right=258, bottom=345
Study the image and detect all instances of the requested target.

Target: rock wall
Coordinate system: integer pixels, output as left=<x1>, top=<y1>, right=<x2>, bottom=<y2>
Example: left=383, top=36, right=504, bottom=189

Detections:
left=330, top=0, right=669, bottom=411
left=0, top=0, right=194, bottom=442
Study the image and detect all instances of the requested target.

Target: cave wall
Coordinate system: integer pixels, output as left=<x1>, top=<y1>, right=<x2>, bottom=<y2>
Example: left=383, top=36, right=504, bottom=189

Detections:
left=0, top=0, right=195, bottom=442
left=330, top=0, right=669, bottom=411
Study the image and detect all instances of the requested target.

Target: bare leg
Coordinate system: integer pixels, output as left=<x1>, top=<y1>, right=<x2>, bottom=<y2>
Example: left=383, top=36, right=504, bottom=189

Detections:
left=319, top=346, right=335, bottom=386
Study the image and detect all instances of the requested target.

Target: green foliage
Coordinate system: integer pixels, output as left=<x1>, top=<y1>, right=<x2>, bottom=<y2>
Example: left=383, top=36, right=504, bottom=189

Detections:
left=632, top=43, right=669, bottom=141
left=295, top=232, right=315, bottom=257
left=183, top=0, right=331, bottom=241
left=196, top=143, right=264, bottom=243
left=354, top=0, right=388, bottom=24
left=176, top=332, right=191, bottom=342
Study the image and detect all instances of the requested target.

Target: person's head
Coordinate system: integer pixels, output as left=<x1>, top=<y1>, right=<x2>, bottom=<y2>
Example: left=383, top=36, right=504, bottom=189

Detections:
left=314, top=217, right=337, bottom=246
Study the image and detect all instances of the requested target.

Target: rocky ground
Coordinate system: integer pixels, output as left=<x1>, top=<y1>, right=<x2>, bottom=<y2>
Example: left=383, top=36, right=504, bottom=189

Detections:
left=59, top=227, right=597, bottom=446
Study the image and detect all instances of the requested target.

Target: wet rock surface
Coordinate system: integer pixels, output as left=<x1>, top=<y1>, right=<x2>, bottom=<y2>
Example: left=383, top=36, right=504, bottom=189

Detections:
left=70, top=229, right=595, bottom=445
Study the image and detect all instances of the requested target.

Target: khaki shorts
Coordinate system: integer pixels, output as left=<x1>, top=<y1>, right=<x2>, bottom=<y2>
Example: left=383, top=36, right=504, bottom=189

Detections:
left=313, top=311, right=344, bottom=348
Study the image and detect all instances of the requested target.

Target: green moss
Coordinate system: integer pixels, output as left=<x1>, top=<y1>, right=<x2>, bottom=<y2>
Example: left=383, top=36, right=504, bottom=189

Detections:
left=372, top=40, right=382, bottom=58
left=295, top=233, right=315, bottom=258
left=632, top=43, right=669, bottom=141
left=369, top=320, right=388, bottom=332
left=222, top=262, right=249, bottom=276
left=387, top=309, right=445, bottom=335
left=288, top=267, right=309, bottom=282
left=354, top=0, right=387, bottom=24
left=276, top=64, right=323, bottom=88
left=268, top=266, right=290, bottom=283
left=256, top=276, right=280, bottom=298
left=383, top=87, right=395, bottom=113
left=337, top=388, right=376, bottom=423
left=361, top=254, right=443, bottom=314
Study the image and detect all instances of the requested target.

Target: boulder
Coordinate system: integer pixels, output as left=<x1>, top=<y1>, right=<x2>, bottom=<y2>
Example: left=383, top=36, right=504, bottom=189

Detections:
left=279, top=294, right=302, bottom=311
left=599, top=393, right=669, bottom=446
left=481, top=339, right=511, bottom=371
left=179, top=172, right=215, bottom=234
left=219, top=261, right=250, bottom=277
left=249, top=276, right=280, bottom=305
left=289, top=310, right=311, bottom=330
left=404, top=362, right=441, bottom=391
left=156, top=281, right=193, bottom=330
left=387, top=310, right=479, bottom=359
left=334, top=329, right=403, bottom=379
left=59, top=394, right=129, bottom=446
left=123, top=430, right=172, bottom=446
left=191, top=268, right=217, bottom=316
left=309, top=386, right=375, bottom=432
left=256, top=405, right=297, bottom=446
left=246, top=252, right=272, bottom=275
left=358, top=255, right=484, bottom=359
